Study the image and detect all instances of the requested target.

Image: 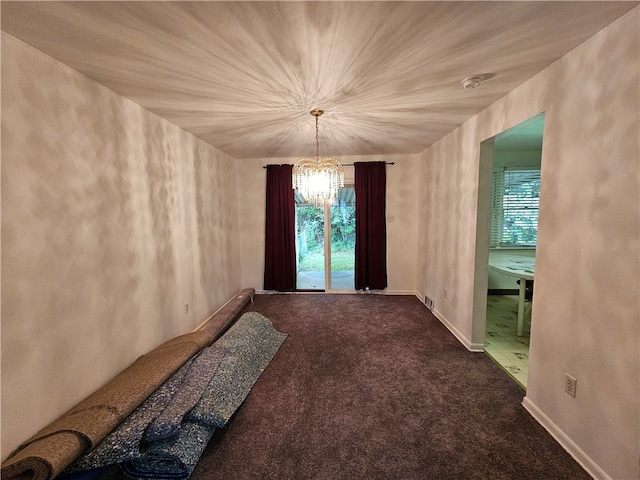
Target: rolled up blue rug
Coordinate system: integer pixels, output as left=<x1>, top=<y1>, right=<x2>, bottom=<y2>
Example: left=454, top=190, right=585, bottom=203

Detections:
left=121, top=312, right=287, bottom=480
left=121, top=422, right=215, bottom=480
left=143, top=347, right=226, bottom=443
left=187, top=311, right=288, bottom=427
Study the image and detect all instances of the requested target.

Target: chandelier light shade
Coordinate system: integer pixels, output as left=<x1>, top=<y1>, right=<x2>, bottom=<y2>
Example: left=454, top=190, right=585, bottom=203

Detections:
left=292, top=109, right=344, bottom=208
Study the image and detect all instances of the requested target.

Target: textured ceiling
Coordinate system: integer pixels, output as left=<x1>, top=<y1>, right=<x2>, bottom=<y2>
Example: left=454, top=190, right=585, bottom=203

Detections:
left=2, top=1, right=637, bottom=159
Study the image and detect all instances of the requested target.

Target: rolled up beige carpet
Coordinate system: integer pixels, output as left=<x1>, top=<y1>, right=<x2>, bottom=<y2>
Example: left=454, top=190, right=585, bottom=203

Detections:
left=1, top=288, right=254, bottom=480
left=1, top=332, right=208, bottom=480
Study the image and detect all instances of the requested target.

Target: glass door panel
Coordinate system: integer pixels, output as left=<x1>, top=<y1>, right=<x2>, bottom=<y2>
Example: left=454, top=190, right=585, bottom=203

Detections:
left=329, top=187, right=355, bottom=290
left=295, top=199, right=325, bottom=290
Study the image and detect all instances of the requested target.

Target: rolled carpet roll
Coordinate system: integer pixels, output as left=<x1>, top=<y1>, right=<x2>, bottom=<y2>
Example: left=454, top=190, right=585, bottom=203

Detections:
left=63, top=343, right=227, bottom=475
left=62, top=357, right=196, bottom=474
left=142, top=347, right=225, bottom=443
left=1, top=289, right=254, bottom=480
left=120, top=422, right=216, bottom=480
left=121, top=312, right=287, bottom=480
left=1, top=332, right=211, bottom=480
left=0, top=433, right=88, bottom=480
left=187, top=311, right=288, bottom=428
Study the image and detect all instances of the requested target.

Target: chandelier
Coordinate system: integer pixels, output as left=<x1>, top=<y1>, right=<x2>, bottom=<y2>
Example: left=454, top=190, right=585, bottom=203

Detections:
left=292, top=109, right=344, bottom=208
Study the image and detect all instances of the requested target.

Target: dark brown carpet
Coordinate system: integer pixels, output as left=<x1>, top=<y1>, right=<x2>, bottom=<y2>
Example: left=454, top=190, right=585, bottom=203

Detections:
left=190, top=294, right=590, bottom=480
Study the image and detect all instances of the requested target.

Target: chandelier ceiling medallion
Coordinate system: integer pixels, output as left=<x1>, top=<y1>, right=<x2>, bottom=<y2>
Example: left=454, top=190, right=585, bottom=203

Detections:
left=292, top=109, right=344, bottom=208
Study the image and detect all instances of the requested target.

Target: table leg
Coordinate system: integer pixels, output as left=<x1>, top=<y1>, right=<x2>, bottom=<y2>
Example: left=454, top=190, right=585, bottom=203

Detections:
left=517, top=277, right=526, bottom=336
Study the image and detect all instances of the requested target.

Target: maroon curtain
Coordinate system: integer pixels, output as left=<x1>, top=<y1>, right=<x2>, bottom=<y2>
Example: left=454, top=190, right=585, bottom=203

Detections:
left=263, top=164, right=297, bottom=291
left=355, top=162, right=387, bottom=290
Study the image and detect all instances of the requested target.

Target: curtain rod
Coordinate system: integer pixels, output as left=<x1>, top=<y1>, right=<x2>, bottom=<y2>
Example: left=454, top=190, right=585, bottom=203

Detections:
left=263, top=162, right=395, bottom=169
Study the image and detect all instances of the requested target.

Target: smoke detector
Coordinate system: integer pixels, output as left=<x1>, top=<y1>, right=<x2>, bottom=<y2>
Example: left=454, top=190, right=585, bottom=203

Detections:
left=461, top=76, right=484, bottom=89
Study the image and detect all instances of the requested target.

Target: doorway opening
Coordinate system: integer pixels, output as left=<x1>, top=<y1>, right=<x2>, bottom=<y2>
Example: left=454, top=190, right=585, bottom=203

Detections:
left=295, top=187, right=356, bottom=290
left=473, top=113, right=544, bottom=389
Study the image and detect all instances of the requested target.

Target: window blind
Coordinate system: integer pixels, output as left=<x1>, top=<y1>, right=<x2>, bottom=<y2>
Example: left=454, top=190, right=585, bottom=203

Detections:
left=490, top=168, right=540, bottom=248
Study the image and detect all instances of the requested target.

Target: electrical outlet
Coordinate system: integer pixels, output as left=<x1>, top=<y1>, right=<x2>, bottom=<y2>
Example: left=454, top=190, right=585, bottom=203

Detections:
left=565, top=373, right=577, bottom=397
left=184, top=302, right=190, bottom=314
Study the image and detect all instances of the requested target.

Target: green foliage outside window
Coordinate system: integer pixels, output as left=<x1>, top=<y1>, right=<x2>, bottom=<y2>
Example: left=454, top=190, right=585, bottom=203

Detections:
left=296, top=202, right=356, bottom=271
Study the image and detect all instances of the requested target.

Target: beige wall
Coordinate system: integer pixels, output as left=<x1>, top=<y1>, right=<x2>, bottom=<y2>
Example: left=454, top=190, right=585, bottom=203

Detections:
left=416, top=8, right=639, bottom=479
left=237, top=154, right=419, bottom=294
left=1, top=34, right=242, bottom=459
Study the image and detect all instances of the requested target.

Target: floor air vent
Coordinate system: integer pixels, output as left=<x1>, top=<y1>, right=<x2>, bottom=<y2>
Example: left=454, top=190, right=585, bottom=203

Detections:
left=424, top=295, right=434, bottom=311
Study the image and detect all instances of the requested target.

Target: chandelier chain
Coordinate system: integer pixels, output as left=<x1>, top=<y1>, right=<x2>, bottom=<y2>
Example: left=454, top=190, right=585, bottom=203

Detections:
left=315, top=114, right=320, bottom=161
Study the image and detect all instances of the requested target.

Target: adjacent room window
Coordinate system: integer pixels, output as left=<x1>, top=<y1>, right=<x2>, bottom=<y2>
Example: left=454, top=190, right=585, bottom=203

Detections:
left=490, top=168, right=540, bottom=248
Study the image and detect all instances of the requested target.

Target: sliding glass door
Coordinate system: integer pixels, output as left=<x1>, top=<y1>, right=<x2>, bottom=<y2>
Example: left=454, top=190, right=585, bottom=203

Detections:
left=295, top=187, right=355, bottom=290
left=295, top=196, right=326, bottom=290
left=329, top=187, right=355, bottom=290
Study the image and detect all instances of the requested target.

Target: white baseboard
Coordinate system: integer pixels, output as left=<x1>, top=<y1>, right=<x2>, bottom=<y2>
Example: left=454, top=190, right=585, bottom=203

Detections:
left=192, top=288, right=253, bottom=332
left=385, top=289, right=421, bottom=296
left=522, top=396, right=612, bottom=480
left=430, top=307, right=485, bottom=352
left=193, top=308, right=222, bottom=332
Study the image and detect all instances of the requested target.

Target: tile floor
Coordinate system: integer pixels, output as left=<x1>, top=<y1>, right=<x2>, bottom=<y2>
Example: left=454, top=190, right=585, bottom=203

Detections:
left=484, top=295, right=531, bottom=389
